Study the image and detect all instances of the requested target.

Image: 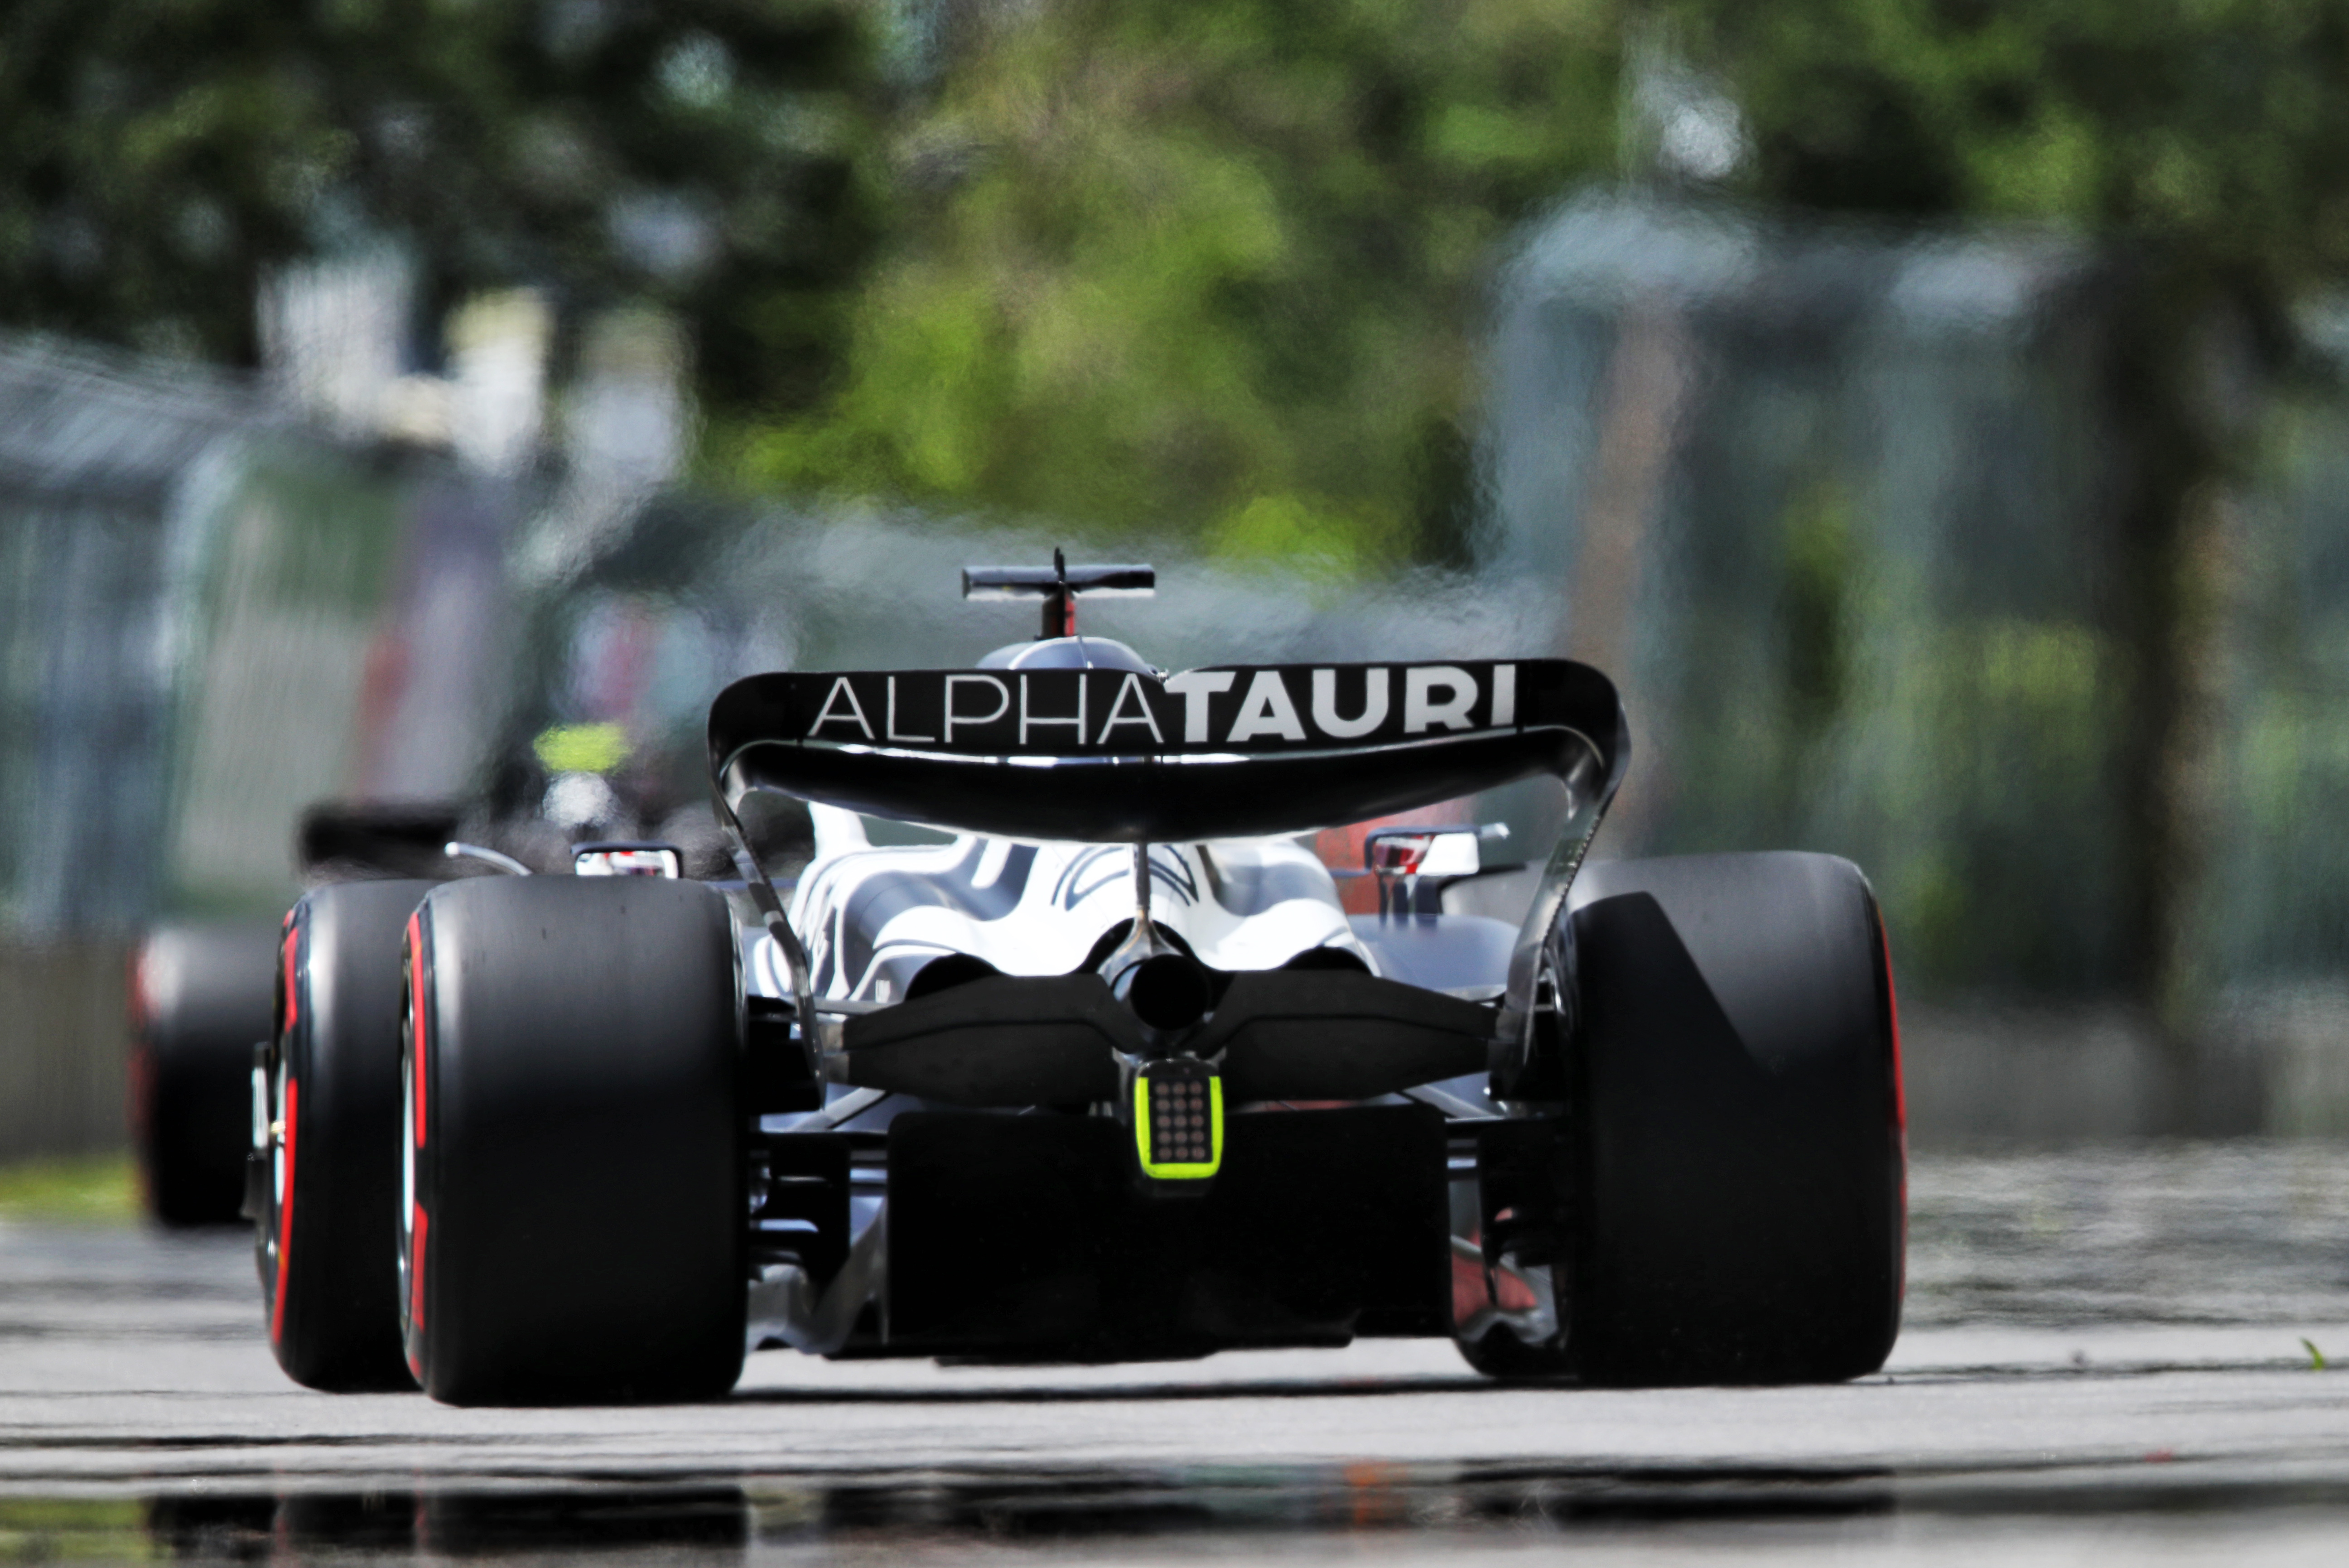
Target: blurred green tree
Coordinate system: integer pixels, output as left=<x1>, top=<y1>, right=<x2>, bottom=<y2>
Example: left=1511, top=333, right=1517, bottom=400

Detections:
left=738, top=0, right=1623, bottom=571
left=0, top=0, right=885, bottom=419
left=1667, top=0, right=2349, bottom=1039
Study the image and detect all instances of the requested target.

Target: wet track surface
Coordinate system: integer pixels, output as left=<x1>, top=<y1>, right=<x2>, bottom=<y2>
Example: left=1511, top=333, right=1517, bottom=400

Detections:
left=7, top=1143, right=2349, bottom=1562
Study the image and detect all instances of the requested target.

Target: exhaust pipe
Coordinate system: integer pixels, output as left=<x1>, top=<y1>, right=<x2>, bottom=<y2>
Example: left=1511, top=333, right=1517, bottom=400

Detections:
left=1120, top=952, right=1213, bottom=1033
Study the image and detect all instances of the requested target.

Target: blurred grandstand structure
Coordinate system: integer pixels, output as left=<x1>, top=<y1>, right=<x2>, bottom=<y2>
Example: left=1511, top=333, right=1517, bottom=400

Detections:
left=0, top=300, right=531, bottom=1157
left=1488, top=193, right=2349, bottom=1137
left=14, top=193, right=2349, bottom=1158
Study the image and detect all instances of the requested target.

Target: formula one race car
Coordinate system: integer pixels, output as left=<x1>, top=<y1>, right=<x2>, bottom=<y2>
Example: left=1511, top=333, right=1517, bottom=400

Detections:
left=256, top=559, right=1905, bottom=1404
left=130, top=919, right=282, bottom=1225
left=131, top=803, right=478, bottom=1227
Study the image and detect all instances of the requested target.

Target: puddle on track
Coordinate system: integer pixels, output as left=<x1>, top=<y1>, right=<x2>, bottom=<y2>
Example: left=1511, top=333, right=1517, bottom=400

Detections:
left=8, top=1466, right=2349, bottom=1564
left=10, top=1144, right=2349, bottom=1561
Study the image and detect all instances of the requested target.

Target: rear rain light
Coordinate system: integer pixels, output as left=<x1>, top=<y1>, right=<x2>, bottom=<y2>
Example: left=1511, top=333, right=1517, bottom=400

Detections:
left=1134, top=1059, right=1222, bottom=1180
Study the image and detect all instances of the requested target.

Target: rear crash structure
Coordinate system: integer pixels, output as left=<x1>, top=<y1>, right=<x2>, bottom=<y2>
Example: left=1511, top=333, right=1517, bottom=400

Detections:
left=256, top=559, right=1907, bottom=1404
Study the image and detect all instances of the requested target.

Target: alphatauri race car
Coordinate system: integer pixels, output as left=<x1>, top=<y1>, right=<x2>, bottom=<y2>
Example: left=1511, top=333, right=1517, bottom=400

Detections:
left=256, top=560, right=1905, bottom=1404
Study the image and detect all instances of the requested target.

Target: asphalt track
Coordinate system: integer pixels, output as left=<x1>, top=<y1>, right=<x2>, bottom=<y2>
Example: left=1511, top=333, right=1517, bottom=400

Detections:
left=6, top=1143, right=2349, bottom=1563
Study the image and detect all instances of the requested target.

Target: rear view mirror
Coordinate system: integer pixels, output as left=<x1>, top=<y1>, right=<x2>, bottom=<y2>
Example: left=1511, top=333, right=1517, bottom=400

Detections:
left=1365, top=828, right=1483, bottom=878
left=573, top=842, right=683, bottom=878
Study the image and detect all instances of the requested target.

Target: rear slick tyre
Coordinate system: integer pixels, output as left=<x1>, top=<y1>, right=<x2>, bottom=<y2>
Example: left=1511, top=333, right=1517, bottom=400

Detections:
left=260, top=881, right=436, bottom=1392
left=1566, top=852, right=1905, bottom=1386
left=400, top=876, right=745, bottom=1406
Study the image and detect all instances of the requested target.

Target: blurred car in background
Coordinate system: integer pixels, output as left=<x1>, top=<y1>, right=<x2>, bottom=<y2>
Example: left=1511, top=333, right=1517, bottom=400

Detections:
left=128, top=802, right=467, bottom=1226
left=126, top=784, right=788, bottom=1227
left=126, top=918, right=281, bottom=1225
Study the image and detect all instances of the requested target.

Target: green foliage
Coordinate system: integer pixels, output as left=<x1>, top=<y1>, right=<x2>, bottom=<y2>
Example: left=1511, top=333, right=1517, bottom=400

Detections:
left=0, top=0, right=887, bottom=419
left=1670, top=0, right=2349, bottom=298
left=738, top=0, right=1623, bottom=569
left=0, top=1154, right=137, bottom=1225
left=1779, top=473, right=1855, bottom=738
left=1663, top=1, right=2349, bottom=1009
left=0, top=1498, right=146, bottom=1563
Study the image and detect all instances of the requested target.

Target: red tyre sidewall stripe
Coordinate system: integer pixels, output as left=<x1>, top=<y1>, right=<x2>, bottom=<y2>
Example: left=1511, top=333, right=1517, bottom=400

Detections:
left=1881, top=924, right=1907, bottom=1134
left=1879, top=918, right=1909, bottom=1300
left=404, top=908, right=431, bottom=1372
left=125, top=946, right=151, bottom=1037
left=269, top=1075, right=297, bottom=1344
left=268, top=913, right=304, bottom=1346
left=409, top=1205, right=429, bottom=1336
left=280, top=928, right=299, bottom=1034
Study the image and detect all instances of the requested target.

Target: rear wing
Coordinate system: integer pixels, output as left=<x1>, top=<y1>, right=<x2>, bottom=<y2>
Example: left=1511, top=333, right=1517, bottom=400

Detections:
left=709, top=659, right=1621, bottom=844
left=707, top=659, right=1630, bottom=1048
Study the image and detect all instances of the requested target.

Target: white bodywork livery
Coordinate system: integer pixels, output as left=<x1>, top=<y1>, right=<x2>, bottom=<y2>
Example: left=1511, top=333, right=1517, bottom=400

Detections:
left=754, top=805, right=1373, bottom=1005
